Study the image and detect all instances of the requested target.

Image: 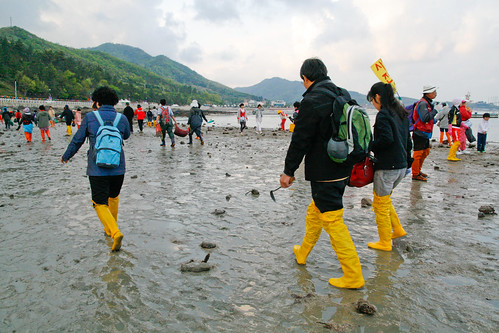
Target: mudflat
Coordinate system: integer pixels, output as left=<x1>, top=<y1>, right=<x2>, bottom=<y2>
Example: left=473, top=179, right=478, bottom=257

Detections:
left=0, top=122, right=498, bottom=332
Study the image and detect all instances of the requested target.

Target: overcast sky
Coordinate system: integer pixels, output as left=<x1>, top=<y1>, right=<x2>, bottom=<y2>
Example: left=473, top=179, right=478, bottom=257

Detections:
left=2, top=0, right=498, bottom=102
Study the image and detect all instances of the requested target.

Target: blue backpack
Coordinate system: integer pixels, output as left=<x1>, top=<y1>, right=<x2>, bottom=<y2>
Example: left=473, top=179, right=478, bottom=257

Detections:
left=92, top=111, right=123, bottom=168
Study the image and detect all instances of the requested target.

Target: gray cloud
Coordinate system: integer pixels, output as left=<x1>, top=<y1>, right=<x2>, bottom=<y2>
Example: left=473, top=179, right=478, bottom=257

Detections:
left=192, top=0, right=239, bottom=22
left=179, top=42, right=203, bottom=63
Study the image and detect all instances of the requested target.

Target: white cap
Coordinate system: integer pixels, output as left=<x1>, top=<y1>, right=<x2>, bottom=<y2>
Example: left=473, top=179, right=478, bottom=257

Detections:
left=423, top=85, right=437, bottom=94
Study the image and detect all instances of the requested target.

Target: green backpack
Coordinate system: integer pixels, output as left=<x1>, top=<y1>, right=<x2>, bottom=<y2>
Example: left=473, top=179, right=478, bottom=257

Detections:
left=316, top=87, right=372, bottom=164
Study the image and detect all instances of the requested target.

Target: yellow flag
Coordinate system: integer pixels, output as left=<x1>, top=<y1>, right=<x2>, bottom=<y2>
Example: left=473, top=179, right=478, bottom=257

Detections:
left=371, top=58, right=397, bottom=93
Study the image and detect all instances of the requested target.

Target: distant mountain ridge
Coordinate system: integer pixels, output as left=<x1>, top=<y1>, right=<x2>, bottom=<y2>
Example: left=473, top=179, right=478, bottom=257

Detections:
left=235, top=77, right=419, bottom=106
left=89, top=43, right=258, bottom=103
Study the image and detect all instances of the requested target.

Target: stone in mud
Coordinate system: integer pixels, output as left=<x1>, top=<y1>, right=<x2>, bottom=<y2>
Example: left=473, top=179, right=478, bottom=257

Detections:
left=355, top=299, right=377, bottom=315
left=245, top=189, right=259, bottom=196
left=291, top=293, right=314, bottom=303
left=130, top=175, right=138, bottom=179
left=180, top=254, right=213, bottom=272
left=478, top=205, right=496, bottom=215
left=225, top=173, right=231, bottom=177
left=225, top=195, right=231, bottom=201
left=361, top=198, right=372, bottom=207
left=478, top=212, right=486, bottom=218
left=200, top=241, right=217, bottom=249
left=434, top=166, right=440, bottom=170
left=212, top=209, right=226, bottom=215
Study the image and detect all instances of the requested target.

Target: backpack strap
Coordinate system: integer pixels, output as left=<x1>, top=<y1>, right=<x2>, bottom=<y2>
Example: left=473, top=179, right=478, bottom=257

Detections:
left=112, top=113, right=122, bottom=127
left=93, top=111, right=104, bottom=126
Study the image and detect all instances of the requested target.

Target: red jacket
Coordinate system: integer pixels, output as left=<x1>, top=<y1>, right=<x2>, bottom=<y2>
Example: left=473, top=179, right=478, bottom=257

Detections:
left=134, top=108, right=145, bottom=120
left=413, top=97, right=436, bottom=134
left=460, top=105, right=471, bottom=121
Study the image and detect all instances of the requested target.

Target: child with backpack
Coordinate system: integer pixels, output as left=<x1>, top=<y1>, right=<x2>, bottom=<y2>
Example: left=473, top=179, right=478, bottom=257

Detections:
left=17, top=108, right=34, bottom=143
left=61, top=86, right=131, bottom=252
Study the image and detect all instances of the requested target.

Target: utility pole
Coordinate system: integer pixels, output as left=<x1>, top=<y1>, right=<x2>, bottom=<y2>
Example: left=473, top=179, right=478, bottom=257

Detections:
left=14, top=80, right=17, bottom=99
left=10, top=17, right=13, bottom=27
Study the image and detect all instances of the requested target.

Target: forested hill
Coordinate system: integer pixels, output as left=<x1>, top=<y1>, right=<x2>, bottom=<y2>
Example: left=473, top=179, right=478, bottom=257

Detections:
left=0, top=26, right=257, bottom=104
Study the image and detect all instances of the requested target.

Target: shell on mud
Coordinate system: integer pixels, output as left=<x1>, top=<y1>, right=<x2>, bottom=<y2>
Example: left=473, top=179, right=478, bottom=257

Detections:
left=478, top=205, right=496, bottom=215
left=355, top=299, right=377, bottom=315
left=212, top=209, right=226, bottom=215
left=200, top=241, right=217, bottom=249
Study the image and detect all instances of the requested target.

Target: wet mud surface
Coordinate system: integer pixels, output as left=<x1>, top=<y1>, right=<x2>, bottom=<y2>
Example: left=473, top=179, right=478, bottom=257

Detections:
left=0, top=121, right=498, bottom=332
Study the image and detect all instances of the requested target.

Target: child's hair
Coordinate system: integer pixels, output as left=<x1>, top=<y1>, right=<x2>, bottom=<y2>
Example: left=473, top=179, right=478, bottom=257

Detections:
left=367, top=82, right=406, bottom=120
left=240, top=103, right=244, bottom=107
left=483, top=113, right=490, bottom=118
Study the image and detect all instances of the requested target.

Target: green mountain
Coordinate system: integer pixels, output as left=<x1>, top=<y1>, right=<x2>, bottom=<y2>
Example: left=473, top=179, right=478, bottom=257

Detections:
left=88, top=43, right=259, bottom=104
left=0, top=26, right=256, bottom=104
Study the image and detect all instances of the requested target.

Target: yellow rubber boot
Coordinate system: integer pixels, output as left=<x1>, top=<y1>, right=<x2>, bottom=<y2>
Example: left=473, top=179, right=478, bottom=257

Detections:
left=93, top=201, right=111, bottom=237
left=322, top=209, right=365, bottom=289
left=108, top=195, right=119, bottom=222
left=390, top=204, right=407, bottom=239
left=293, top=202, right=322, bottom=264
left=67, top=125, right=72, bottom=135
left=94, top=204, right=123, bottom=251
left=368, top=193, right=393, bottom=251
left=447, top=141, right=462, bottom=161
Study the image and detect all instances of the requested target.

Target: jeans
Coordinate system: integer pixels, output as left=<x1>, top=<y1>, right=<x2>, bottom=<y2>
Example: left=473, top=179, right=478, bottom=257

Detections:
left=477, top=133, right=487, bottom=152
left=188, top=126, right=203, bottom=143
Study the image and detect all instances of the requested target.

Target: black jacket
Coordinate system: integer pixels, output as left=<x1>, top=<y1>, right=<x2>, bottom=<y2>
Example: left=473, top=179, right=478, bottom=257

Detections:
left=60, top=107, right=74, bottom=125
left=123, top=106, right=134, bottom=122
left=371, top=107, right=413, bottom=170
left=283, top=76, right=352, bottom=181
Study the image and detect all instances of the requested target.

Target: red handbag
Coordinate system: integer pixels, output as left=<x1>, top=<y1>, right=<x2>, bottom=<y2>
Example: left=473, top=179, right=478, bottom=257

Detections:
left=348, top=157, right=374, bottom=187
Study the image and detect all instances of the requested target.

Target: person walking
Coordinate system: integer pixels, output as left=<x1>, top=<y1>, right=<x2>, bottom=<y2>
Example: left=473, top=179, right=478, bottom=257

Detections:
left=123, top=102, right=134, bottom=133
left=17, top=108, right=34, bottom=143
left=61, top=86, right=130, bottom=252
left=187, top=100, right=208, bottom=145
left=411, top=85, right=438, bottom=181
left=2, top=107, right=11, bottom=130
left=48, top=106, right=56, bottom=127
left=237, top=103, right=248, bottom=133
left=157, top=99, right=176, bottom=147
left=447, top=99, right=462, bottom=161
left=74, top=108, right=82, bottom=129
left=36, top=105, right=51, bottom=142
left=147, top=108, right=154, bottom=127
left=59, top=105, right=74, bottom=136
left=254, top=104, right=264, bottom=133
left=458, top=100, right=472, bottom=154
left=280, top=58, right=364, bottom=289
left=279, top=110, right=287, bottom=131
left=435, top=102, right=451, bottom=146
left=134, top=104, right=146, bottom=132
left=366, top=82, right=413, bottom=251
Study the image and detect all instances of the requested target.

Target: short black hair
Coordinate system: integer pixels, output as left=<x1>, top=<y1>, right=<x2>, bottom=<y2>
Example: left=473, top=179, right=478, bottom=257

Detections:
left=39, top=105, right=45, bottom=110
left=160, top=99, right=166, bottom=105
left=293, top=101, right=300, bottom=108
left=483, top=113, right=490, bottom=118
left=240, top=103, right=244, bottom=107
left=91, top=86, right=119, bottom=106
left=300, top=58, right=328, bottom=82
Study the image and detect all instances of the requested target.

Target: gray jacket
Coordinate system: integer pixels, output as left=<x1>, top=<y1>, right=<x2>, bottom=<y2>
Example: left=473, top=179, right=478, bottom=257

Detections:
left=435, top=106, right=450, bottom=129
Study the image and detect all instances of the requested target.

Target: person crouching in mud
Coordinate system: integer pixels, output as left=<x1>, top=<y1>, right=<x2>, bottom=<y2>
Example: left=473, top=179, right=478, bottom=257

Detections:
left=280, top=58, right=365, bottom=289
left=61, top=86, right=131, bottom=252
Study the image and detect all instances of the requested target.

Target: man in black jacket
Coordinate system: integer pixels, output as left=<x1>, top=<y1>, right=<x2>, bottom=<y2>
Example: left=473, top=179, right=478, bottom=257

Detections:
left=280, top=58, right=364, bottom=289
left=123, top=102, right=134, bottom=133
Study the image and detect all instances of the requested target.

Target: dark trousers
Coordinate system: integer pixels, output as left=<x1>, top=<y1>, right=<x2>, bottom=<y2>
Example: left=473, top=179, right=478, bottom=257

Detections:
left=127, top=119, right=133, bottom=132
left=240, top=121, right=246, bottom=132
left=138, top=120, right=144, bottom=132
left=188, top=127, right=203, bottom=143
left=310, top=179, right=349, bottom=213
left=89, top=175, right=125, bottom=205
left=477, top=133, right=487, bottom=152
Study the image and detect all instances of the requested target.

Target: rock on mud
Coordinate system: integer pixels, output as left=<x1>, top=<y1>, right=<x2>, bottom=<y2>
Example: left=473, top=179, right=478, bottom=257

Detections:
left=180, top=254, right=213, bottom=273
left=478, top=205, right=496, bottom=215
left=200, top=241, right=217, bottom=249
left=361, top=198, right=372, bottom=207
left=355, top=299, right=377, bottom=315
left=212, top=209, right=226, bottom=215
left=246, top=189, right=259, bottom=196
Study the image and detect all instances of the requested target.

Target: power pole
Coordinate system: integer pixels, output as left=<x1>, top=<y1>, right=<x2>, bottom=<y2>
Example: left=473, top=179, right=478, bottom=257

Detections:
left=10, top=17, right=13, bottom=27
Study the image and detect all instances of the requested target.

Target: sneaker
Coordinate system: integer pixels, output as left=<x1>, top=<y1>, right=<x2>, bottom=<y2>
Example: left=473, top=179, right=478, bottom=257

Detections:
left=462, top=150, right=470, bottom=154
left=188, top=142, right=193, bottom=145
left=456, top=151, right=463, bottom=155
left=419, top=172, right=428, bottom=178
left=48, top=136, right=51, bottom=140
left=160, top=143, right=165, bottom=146
left=412, top=174, right=427, bottom=181
left=201, top=141, right=204, bottom=145
left=171, top=143, right=175, bottom=148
